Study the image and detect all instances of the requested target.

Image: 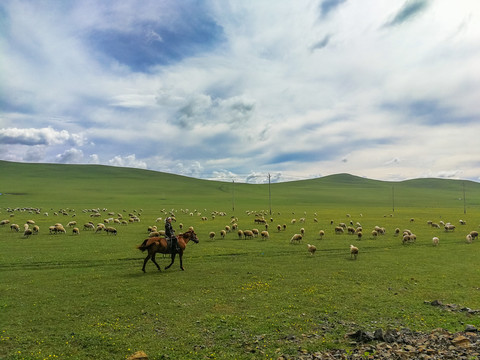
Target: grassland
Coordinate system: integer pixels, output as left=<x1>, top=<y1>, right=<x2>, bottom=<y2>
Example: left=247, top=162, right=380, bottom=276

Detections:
left=1, top=160, right=480, bottom=359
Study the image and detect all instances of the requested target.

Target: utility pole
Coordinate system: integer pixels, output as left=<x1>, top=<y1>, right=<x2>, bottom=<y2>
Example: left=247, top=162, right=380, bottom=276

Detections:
left=268, top=173, right=272, bottom=215
left=392, top=184, right=395, bottom=213
left=232, top=179, right=235, bottom=213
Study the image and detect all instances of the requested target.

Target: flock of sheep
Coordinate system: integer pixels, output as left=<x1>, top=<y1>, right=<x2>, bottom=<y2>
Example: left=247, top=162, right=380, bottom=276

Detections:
left=1, top=207, right=478, bottom=262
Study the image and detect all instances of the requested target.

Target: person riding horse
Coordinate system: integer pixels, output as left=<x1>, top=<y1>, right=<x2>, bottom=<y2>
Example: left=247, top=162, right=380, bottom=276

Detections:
left=165, top=217, right=180, bottom=253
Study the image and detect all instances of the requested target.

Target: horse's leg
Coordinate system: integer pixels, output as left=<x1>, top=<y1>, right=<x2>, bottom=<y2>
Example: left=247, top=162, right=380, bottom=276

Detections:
left=179, top=253, right=184, bottom=271
left=151, top=253, right=161, bottom=271
left=142, top=254, right=151, bottom=273
left=165, top=253, right=176, bottom=270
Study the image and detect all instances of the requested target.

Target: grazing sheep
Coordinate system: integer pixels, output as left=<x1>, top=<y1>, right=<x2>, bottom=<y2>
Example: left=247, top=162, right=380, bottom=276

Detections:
left=402, top=234, right=416, bottom=244
left=431, top=223, right=440, bottom=228
left=67, top=221, right=77, bottom=227
left=237, top=230, right=244, bottom=239
left=104, top=227, right=117, bottom=235
left=357, top=232, right=363, bottom=240
left=466, top=234, right=473, bottom=244
left=149, top=231, right=160, bottom=237
left=33, top=225, right=39, bottom=234
left=444, top=224, right=456, bottom=232
left=225, top=225, right=231, bottom=233
left=350, top=245, right=359, bottom=260
left=260, top=230, right=269, bottom=239
left=371, top=230, right=378, bottom=238
left=10, top=223, right=20, bottom=232
left=252, top=228, right=259, bottom=237
left=290, top=234, right=303, bottom=244
left=243, top=230, right=254, bottom=239
left=432, top=236, right=439, bottom=246
left=469, top=231, right=478, bottom=240
left=334, top=226, right=344, bottom=234
left=318, top=230, right=325, bottom=239
left=459, top=219, right=467, bottom=225
left=307, top=244, right=316, bottom=255
left=394, top=228, right=400, bottom=236
left=83, top=223, right=95, bottom=230
left=72, top=227, right=80, bottom=235
left=209, top=231, right=216, bottom=240
left=300, top=228, right=305, bottom=236
left=26, top=220, right=35, bottom=225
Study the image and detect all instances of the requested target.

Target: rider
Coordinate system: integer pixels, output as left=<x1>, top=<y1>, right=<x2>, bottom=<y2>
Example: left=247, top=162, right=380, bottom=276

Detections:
left=165, top=217, right=180, bottom=253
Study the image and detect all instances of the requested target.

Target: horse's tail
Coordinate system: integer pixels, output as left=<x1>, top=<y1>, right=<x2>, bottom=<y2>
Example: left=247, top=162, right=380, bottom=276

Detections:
left=137, top=239, right=149, bottom=252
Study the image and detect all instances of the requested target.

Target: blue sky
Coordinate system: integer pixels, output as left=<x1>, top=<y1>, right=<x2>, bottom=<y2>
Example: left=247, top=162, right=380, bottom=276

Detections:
left=1, top=0, right=480, bottom=183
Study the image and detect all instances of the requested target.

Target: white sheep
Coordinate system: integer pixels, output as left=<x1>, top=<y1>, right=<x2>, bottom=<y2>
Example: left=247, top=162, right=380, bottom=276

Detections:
left=209, top=231, right=216, bottom=240
left=307, top=244, right=316, bottom=255
left=10, top=223, right=19, bottom=232
left=318, top=230, right=325, bottom=239
left=290, top=234, right=303, bottom=243
left=350, top=245, right=359, bottom=260
left=466, top=234, right=473, bottom=243
left=432, top=236, right=439, bottom=246
left=243, top=230, right=254, bottom=239
left=260, top=230, right=269, bottom=239
left=72, top=227, right=80, bottom=235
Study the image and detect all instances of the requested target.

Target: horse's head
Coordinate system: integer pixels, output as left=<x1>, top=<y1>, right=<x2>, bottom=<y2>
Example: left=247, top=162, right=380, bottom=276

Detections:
left=188, top=230, right=199, bottom=244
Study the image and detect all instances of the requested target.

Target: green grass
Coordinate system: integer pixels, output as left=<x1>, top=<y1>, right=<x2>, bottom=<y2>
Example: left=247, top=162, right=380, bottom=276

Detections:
left=1, top=161, right=480, bottom=359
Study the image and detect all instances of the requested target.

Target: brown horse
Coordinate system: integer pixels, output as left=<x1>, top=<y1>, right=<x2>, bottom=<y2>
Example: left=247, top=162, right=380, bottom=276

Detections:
left=137, top=229, right=199, bottom=272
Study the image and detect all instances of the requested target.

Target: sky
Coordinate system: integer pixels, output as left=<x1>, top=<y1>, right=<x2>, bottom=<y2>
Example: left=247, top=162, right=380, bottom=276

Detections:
left=1, top=0, right=480, bottom=184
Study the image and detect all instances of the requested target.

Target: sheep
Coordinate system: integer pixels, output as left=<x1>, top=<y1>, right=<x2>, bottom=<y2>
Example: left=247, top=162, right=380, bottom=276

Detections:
left=243, top=230, right=254, bottom=239
left=26, top=219, right=35, bottom=225
left=283, top=224, right=287, bottom=231
left=0, top=219, right=10, bottom=226
left=67, top=221, right=77, bottom=227
left=260, top=230, right=269, bottom=239
left=219, top=229, right=226, bottom=239
left=23, top=227, right=33, bottom=238
left=300, top=228, right=305, bottom=236
left=10, top=223, right=20, bottom=232
left=33, top=225, right=39, bottom=234
left=149, top=231, right=160, bottom=237
left=237, top=230, right=244, bottom=239
left=350, top=245, right=359, bottom=260
left=104, top=227, right=117, bottom=235
left=459, top=219, right=467, bottom=225
left=444, top=224, right=456, bottom=232
left=72, top=227, right=80, bottom=235
left=290, top=234, right=303, bottom=244
left=357, top=232, right=363, bottom=240
left=334, top=226, right=344, bottom=234
left=83, top=223, right=95, bottom=230
left=432, top=236, right=439, bottom=246
left=225, top=225, right=231, bottom=233
left=466, top=234, right=473, bottom=244
left=252, top=228, right=259, bottom=237
left=318, top=230, right=325, bottom=239
left=307, top=244, right=316, bottom=255
left=209, top=231, right=216, bottom=240
left=469, top=231, right=478, bottom=240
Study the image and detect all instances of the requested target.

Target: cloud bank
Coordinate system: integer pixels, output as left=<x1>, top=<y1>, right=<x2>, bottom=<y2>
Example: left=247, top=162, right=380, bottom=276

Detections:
left=1, top=0, right=480, bottom=183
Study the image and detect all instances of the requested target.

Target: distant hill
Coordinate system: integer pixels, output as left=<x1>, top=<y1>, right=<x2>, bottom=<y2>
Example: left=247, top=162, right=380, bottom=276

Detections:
left=1, top=160, right=479, bottom=211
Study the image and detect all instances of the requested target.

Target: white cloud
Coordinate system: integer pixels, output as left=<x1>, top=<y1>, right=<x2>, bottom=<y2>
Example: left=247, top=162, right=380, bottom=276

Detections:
left=108, top=154, right=147, bottom=169
left=55, top=148, right=84, bottom=164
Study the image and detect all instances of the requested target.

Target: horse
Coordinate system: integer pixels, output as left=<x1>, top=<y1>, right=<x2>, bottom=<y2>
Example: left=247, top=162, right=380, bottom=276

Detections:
left=137, top=229, right=199, bottom=272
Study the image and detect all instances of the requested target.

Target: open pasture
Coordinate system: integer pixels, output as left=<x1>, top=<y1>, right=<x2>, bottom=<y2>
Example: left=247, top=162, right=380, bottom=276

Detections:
left=1, top=161, right=480, bottom=359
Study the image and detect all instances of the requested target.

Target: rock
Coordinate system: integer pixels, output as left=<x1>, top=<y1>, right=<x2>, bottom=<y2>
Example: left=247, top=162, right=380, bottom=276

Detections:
left=465, top=324, right=478, bottom=332
left=347, top=330, right=374, bottom=343
left=127, top=351, right=148, bottom=360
